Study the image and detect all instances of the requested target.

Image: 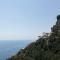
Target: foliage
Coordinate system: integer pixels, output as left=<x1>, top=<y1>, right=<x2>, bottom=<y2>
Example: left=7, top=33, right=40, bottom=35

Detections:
left=7, top=15, right=60, bottom=60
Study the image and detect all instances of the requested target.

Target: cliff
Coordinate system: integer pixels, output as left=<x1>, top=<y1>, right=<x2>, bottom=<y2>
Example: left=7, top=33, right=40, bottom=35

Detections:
left=7, top=15, right=60, bottom=60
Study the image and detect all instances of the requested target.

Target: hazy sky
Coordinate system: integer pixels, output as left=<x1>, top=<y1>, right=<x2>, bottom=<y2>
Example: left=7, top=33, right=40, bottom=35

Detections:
left=0, top=0, right=60, bottom=40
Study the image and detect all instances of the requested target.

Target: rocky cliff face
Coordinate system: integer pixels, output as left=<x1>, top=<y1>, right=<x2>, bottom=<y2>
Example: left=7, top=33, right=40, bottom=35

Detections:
left=52, top=15, right=60, bottom=32
left=7, top=15, right=60, bottom=60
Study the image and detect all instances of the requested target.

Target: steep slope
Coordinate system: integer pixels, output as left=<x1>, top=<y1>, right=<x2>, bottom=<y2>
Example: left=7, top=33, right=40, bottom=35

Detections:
left=7, top=15, right=60, bottom=60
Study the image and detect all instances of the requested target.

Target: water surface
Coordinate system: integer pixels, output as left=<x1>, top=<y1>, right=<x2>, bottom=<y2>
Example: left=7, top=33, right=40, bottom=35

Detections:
left=0, top=40, right=32, bottom=60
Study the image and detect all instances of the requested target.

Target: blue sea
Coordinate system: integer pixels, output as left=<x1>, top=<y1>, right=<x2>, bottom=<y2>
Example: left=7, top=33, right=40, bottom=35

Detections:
left=0, top=40, right=32, bottom=60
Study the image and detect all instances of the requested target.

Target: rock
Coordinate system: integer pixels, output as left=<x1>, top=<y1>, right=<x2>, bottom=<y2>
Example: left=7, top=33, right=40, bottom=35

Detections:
left=7, top=15, right=60, bottom=60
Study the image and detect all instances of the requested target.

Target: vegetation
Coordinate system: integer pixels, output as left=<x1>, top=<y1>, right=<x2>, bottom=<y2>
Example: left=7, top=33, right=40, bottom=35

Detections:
left=7, top=15, right=60, bottom=60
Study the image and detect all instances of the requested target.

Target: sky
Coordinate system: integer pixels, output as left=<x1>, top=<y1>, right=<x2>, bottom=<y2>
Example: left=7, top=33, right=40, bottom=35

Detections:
left=0, top=0, right=60, bottom=40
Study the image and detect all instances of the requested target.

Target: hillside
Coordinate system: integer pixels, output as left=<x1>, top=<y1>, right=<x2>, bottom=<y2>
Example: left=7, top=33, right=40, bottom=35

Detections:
left=7, top=15, right=60, bottom=60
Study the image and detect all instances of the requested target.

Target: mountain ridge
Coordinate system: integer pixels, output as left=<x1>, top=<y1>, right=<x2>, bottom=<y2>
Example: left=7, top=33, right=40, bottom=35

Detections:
left=7, top=15, right=60, bottom=60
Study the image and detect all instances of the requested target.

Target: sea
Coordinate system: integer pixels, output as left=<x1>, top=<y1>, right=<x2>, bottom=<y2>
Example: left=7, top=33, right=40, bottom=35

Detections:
left=0, top=40, right=32, bottom=60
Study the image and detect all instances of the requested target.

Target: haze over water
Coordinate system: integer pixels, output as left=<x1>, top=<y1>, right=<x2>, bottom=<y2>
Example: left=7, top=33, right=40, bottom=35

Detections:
left=0, top=40, right=32, bottom=60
